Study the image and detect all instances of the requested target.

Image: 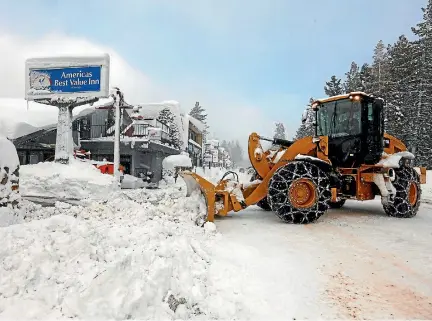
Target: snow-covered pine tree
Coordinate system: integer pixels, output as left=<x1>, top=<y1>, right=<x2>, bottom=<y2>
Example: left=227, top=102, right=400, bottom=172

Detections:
left=273, top=122, right=286, bottom=140
left=344, top=62, right=363, bottom=93
left=385, top=35, right=414, bottom=142
left=410, top=0, right=432, bottom=167
left=359, top=63, right=373, bottom=93
left=271, top=122, right=287, bottom=149
left=157, top=108, right=182, bottom=150
left=324, top=76, right=344, bottom=96
left=189, top=102, right=207, bottom=123
left=370, top=40, right=391, bottom=98
left=295, top=98, right=315, bottom=139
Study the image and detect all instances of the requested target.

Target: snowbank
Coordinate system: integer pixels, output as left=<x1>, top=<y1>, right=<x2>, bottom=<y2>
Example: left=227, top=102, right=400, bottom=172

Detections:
left=19, top=159, right=117, bottom=200
left=0, top=184, right=246, bottom=319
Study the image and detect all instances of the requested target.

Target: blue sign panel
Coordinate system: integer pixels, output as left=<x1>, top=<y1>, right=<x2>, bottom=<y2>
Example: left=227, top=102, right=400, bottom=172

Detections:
left=28, top=66, right=102, bottom=94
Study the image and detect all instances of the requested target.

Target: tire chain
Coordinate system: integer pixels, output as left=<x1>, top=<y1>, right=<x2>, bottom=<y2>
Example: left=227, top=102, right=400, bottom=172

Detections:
left=382, top=166, right=422, bottom=218
left=268, top=161, right=331, bottom=224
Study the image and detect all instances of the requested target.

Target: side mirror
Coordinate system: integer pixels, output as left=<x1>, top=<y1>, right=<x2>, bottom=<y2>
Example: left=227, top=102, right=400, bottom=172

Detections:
left=301, top=109, right=308, bottom=123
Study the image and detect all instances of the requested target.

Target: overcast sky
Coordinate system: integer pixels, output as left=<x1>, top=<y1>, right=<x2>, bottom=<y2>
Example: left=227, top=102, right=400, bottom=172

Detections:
left=0, top=0, right=426, bottom=144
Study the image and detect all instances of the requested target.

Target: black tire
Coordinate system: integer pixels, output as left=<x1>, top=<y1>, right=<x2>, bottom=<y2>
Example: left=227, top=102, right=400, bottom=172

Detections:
left=382, top=166, right=421, bottom=218
left=268, top=161, right=331, bottom=224
left=328, top=199, right=346, bottom=209
left=250, top=172, right=271, bottom=211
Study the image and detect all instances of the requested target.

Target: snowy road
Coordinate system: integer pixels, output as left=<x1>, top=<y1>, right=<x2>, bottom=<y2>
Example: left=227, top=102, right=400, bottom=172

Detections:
left=215, top=200, right=432, bottom=319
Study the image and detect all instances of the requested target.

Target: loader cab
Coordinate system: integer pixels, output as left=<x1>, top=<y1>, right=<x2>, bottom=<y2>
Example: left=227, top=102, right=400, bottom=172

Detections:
left=312, top=93, right=384, bottom=168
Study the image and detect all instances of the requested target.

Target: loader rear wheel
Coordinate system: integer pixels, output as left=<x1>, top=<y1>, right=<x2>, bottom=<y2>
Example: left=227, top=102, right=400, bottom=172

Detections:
left=328, top=199, right=346, bottom=209
left=268, top=161, right=331, bottom=224
left=382, top=167, right=421, bottom=218
left=250, top=172, right=271, bottom=211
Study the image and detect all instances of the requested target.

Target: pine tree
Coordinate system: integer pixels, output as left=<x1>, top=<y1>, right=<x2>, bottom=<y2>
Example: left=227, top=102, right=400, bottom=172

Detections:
left=385, top=35, right=414, bottom=142
left=295, top=98, right=315, bottom=139
left=344, top=62, right=362, bottom=93
left=273, top=122, right=286, bottom=140
left=189, top=101, right=207, bottom=123
left=410, top=0, right=432, bottom=166
left=370, top=40, right=390, bottom=98
left=359, top=63, right=373, bottom=92
left=157, top=108, right=182, bottom=149
left=324, top=76, right=344, bottom=96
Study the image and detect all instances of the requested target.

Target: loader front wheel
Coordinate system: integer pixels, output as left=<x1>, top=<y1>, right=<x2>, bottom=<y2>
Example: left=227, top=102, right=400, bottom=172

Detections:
left=268, top=161, right=331, bottom=224
left=382, top=167, right=421, bottom=218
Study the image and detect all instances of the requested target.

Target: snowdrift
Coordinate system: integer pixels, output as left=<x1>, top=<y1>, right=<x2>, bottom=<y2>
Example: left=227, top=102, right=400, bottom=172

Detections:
left=0, top=185, right=246, bottom=319
left=19, top=159, right=117, bottom=200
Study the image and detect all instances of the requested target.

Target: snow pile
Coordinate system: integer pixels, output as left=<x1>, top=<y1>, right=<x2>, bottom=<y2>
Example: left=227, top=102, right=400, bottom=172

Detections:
left=0, top=135, right=20, bottom=206
left=120, top=174, right=146, bottom=189
left=162, top=154, right=193, bottom=184
left=19, top=159, right=117, bottom=200
left=0, top=185, right=246, bottom=320
left=163, top=154, right=193, bottom=170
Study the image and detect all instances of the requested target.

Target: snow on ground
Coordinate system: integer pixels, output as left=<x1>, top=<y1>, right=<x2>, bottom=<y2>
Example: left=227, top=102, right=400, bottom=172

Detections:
left=0, top=187, right=248, bottom=319
left=1, top=165, right=432, bottom=319
left=19, top=159, right=117, bottom=200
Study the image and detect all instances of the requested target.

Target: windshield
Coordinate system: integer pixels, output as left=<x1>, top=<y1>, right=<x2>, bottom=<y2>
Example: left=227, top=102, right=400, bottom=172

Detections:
left=316, top=99, right=362, bottom=137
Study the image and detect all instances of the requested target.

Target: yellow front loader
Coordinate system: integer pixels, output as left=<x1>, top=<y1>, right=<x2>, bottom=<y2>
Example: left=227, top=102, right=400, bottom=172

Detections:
left=180, top=92, right=427, bottom=226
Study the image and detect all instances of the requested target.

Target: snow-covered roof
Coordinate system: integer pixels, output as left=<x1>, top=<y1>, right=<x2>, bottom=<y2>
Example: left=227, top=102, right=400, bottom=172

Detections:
left=135, top=100, right=183, bottom=119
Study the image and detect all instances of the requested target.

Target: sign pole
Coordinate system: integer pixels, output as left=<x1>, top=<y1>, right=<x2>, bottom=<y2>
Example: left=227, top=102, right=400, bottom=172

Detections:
left=54, top=104, right=72, bottom=163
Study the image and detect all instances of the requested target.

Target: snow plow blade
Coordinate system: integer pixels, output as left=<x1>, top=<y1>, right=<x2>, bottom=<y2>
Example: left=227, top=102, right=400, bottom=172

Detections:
left=178, top=170, right=217, bottom=224
left=179, top=169, right=265, bottom=226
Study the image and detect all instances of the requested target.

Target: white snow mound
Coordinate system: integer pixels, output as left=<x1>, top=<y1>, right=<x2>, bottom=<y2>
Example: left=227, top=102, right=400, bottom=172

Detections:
left=0, top=183, right=246, bottom=319
left=163, top=154, right=192, bottom=170
left=19, top=159, right=117, bottom=200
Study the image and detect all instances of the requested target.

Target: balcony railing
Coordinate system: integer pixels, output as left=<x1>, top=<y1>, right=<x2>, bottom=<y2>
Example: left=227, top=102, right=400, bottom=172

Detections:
left=80, top=121, right=171, bottom=143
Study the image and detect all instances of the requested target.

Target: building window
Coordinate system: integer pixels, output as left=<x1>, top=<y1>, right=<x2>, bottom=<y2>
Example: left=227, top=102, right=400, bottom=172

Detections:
left=189, top=129, right=197, bottom=142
